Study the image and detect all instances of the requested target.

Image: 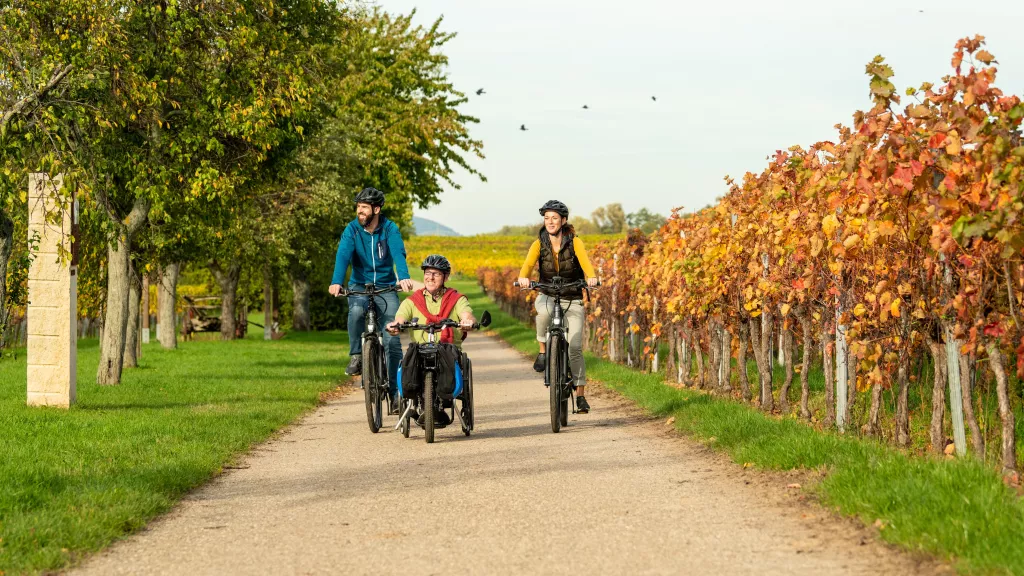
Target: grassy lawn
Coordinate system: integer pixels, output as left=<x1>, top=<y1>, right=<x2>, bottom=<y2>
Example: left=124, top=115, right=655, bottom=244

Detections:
left=0, top=331, right=349, bottom=574
left=453, top=278, right=1024, bottom=575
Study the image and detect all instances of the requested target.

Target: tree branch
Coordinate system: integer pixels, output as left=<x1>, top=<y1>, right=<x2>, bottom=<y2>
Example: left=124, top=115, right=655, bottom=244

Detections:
left=0, top=64, right=73, bottom=133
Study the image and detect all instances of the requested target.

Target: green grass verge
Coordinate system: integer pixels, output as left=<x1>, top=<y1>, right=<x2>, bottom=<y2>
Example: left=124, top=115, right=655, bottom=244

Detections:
left=453, top=279, right=1024, bottom=575
left=0, top=331, right=349, bottom=574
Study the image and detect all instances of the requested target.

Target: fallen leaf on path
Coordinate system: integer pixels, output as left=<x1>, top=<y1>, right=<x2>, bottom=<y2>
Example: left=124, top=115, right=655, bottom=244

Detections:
left=665, top=416, right=676, bottom=426
left=787, top=483, right=801, bottom=489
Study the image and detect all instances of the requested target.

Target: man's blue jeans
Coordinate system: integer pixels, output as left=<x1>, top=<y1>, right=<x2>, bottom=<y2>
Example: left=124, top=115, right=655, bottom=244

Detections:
left=347, top=290, right=401, bottom=397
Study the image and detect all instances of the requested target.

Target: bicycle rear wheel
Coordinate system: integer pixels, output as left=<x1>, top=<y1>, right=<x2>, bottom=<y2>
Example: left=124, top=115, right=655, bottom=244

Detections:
left=548, top=334, right=564, bottom=433
left=362, top=338, right=383, bottom=433
left=461, top=358, right=474, bottom=436
left=424, top=372, right=435, bottom=443
left=400, top=400, right=411, bottom=438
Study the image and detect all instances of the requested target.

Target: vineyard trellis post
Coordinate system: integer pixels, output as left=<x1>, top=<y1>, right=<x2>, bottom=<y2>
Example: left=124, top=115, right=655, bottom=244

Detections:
left=836, top=306, right=848, bottom=433
left=939, top=256, right=968, bottom=456
left=651, top=296, right=659, bottom=373
left=610, top=254, right=618, bottom=362
left=942, top=326, right=968, bottom=456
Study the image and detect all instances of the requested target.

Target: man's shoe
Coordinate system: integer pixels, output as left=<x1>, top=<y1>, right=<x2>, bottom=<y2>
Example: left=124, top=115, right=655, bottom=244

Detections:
left=345, top=355, right=362, bottom=376
left=416, top=408, right=451, bottom=428
left=533, top=353, right=546, bottom=373
left=436, top=410, right=452, bottom=428
left=577, top=396, right=591, bottom=414
left=388, top=395, right=402, bottom=415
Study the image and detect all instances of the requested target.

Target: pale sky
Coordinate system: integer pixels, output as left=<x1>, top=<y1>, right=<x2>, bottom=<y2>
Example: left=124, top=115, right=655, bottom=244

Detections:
left=382, top=0, right=1024, bottom=235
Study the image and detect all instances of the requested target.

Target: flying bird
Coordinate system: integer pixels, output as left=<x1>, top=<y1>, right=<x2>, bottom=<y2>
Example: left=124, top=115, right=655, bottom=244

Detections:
left=476, top=88, right=486, bottom=95
left=651, top=96, right=657, bottom=102
left=520, top=124, right=528, bottom=131
left=582, top=104, right=589, bottom=109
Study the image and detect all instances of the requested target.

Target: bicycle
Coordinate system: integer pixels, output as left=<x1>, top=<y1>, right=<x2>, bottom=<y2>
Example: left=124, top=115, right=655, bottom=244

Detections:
left=392, top=311, right=491, bottom=443
left=337, top=284, right=400, bottom=433
left=514, top=277, right=597, bottom=433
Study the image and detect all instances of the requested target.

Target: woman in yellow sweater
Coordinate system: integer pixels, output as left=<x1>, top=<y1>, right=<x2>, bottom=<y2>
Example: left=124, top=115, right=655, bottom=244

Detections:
left=517, top=200, right=599, bottom=413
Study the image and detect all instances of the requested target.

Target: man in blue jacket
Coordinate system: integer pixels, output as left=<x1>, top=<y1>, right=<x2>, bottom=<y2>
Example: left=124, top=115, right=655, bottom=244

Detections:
left=329, top=187, right=414, bottom=412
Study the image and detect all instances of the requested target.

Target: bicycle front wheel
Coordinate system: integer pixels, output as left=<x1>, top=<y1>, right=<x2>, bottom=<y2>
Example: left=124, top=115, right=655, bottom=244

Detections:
left=362, top=338, right=383, bottom=433
left=424, top=372, right=435, bottom=444
left=549, top=334, right=565, bottom=433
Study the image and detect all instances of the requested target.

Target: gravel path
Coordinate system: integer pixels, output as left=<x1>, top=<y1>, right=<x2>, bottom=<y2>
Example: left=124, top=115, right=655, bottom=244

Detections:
left=74, top=334, right=944, bottom=575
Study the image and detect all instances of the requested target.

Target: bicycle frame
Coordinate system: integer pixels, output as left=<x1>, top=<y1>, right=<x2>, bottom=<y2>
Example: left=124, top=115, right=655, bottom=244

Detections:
left=515, top=277, right=597, bottom=430
left=338, top=284, right=398, bottom=432
left=543, top=292, right=576, bottom=404
left=394, top=321, right=463, bottom=431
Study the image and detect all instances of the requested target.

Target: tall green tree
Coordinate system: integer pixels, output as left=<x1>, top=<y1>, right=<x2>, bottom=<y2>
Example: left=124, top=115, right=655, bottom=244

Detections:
left=274, top=8, right=486, bottom=328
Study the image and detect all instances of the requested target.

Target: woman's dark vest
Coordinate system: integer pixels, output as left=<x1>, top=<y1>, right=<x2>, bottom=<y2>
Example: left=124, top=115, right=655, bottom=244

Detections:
left=537, top=227, right=584, bottom=299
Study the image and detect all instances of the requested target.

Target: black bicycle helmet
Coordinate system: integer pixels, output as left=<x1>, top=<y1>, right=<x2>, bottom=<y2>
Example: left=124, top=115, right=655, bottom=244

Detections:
left=420, top=254, right=452, bottom=274
left=354, top=186, right=385, bottom=207
left=539, top=200, right=569, bottom=218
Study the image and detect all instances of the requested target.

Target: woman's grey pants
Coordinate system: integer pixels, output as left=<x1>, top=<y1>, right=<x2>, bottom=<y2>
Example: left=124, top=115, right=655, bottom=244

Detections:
left=534, top=294, right=586, bottom=387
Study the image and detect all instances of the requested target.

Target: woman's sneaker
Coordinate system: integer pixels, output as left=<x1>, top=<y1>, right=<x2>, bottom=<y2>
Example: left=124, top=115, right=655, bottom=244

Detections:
left=533, top=353, right=546, bottom=373
left=345, top=354, right=362, bottom=376
left=576, top=396, right=590, bottom=414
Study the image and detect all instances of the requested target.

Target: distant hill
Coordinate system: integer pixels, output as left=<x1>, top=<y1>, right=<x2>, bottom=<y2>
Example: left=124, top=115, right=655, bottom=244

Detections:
left=412, top=216, right=460, bottom=237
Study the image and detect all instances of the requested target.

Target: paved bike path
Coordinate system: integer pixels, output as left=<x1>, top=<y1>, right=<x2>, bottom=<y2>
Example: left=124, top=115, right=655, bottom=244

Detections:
left=75, top=334, right=939, bottom=575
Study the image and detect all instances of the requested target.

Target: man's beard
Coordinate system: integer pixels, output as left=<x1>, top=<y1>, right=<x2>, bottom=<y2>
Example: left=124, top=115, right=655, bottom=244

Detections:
left=358, top=213, right=371, bottom=226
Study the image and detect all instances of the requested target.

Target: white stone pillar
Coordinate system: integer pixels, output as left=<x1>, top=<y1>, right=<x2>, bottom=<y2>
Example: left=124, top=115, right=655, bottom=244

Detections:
left=27, top=173, right=77, bottom=408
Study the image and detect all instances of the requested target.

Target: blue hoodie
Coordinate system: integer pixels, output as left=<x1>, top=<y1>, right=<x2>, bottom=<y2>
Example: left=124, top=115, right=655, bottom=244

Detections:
left=330, top=216, right=411, bottom=287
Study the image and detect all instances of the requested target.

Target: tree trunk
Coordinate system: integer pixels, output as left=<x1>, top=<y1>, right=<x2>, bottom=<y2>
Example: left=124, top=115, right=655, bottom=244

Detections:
left=123, top=266, right=141, bottom=368
left=0, top=211, right=13, bottom=341
left=95, top=196, right=149, bottom=384
left=263, top=265, right=273, bottom=340
left=896, top=346, right=911, bottom=447
left=749, top=312, right=773, bottom=411
left=867, top=382, right=882, bottom=437
left=778, top=326, right=794, bottom=413
left=928, top=340, right=947, bottom=454
left=665, top=326, right=677, bottom=380
left=798, top=313, right=812, bottom=419
left=291, top=271, right=311, bottom=331
left=141, top=274, right=150, bottom=344
left=720, top=325, right=732, bottom=392
left=822, top=324, right=836, bottom=428
left=210, top=260, right=241, bottom=341
left=738, top=321, right=751, bottom=401
left=158, top=263, right=179, bottom=349
left=693, top=336, right=705, bottom=389
left=985, top=341, right=1018, bottom=475
left=959, top=352, right=984, bottom=459
left=845, top=360, right=856, bottom=433
left=97, top=236, right=132, bottom=385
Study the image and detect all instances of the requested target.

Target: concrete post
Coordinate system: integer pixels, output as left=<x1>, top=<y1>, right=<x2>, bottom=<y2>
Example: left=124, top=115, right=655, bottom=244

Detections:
left=27, top=173, right=76, bottom=408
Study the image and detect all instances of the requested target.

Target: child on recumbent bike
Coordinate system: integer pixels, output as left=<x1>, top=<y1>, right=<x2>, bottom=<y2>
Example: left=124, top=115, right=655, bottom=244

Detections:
left=386, top=254, right=477, bottom=428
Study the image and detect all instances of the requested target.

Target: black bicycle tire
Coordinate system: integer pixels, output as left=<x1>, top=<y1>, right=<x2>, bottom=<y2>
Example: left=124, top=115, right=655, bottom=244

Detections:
left=401, top=399, right=410, bottom=438
left=462, top=358, right=474, bottom=435
left=424, top=372, right=435, bottom=444
left=549, top=333, right=564, bottom=433
left=362, top=338, right=383, bottom=433
left=560, top=345, right=570, bottom=426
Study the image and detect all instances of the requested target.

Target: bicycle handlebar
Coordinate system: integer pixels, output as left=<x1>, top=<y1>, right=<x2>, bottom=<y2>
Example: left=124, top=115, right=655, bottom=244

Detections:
left=513, top=279, right=600, bottom=291
left=334, top=284, right=400, bottom=298
left=392, top=318, right=484, bottom=333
